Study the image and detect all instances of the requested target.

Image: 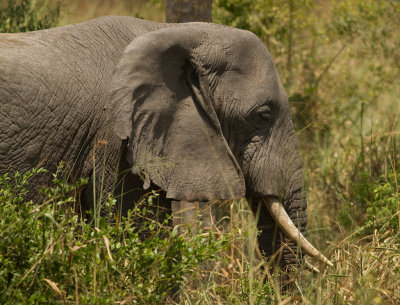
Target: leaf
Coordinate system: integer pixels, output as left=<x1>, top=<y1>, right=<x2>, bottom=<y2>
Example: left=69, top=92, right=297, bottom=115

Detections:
left=69, top=244, right=88, bottom=252
left=43, top=278, right=63, bottom=297
left=103, top=235, right=114, bottom=263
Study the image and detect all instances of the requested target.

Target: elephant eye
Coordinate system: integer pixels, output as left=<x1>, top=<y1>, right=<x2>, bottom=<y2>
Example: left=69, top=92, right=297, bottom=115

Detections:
left=251, top=106, right=272, bottom=128
left=257, top=109, right=271, bottom=121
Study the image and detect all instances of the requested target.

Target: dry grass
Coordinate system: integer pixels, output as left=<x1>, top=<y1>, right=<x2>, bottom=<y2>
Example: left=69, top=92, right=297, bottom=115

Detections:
left=297, top=231, right=400, bottom=304
left=174, top=201, right=400, bottom=304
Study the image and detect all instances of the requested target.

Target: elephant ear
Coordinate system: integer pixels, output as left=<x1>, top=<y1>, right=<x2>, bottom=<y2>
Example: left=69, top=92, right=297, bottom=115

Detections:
left=107, top=25, right=245, bottom=201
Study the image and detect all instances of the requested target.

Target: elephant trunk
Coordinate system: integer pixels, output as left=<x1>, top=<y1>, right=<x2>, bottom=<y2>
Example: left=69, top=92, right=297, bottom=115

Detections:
left=252, top=148, right=332, bottom=267
left=260, top=165, right=332, bottom=267
left=280, top=168, right=307, bottom=265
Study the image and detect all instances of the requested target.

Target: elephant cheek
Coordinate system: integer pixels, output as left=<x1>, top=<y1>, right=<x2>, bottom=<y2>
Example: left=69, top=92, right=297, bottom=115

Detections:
left=241, top=149, right=284, bottom=199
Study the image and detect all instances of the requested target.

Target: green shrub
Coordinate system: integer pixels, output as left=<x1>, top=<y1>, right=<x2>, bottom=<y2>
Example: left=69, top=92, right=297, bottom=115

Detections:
left=0, top=168, right=230, bottom=304
left=0, top=0, right=61, bottom=33
left=338, top=167, right=400, bottom=240
left=365, top=172, right=400, bottom=237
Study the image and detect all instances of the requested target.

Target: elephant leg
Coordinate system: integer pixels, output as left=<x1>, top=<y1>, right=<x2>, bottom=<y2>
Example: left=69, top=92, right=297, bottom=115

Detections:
left=171, top=201, right=215, bottom=232
left=171, top=200, right=216, bottom=296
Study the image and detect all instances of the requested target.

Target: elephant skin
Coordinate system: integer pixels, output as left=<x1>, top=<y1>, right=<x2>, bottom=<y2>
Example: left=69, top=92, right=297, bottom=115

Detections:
left=0, top=16, right=308, bottom=267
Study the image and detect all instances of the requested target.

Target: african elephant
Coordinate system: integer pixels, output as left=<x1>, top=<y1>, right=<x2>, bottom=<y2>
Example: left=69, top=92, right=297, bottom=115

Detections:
left=0, top=16, right=331, bottom=269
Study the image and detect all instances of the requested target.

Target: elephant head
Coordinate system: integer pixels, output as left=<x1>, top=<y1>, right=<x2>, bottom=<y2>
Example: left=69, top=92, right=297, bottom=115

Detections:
left=107, top=24, right=332, bottom=268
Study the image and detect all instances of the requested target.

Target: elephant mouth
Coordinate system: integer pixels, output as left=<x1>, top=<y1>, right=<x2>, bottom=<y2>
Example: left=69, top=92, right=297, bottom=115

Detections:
left=262, top=196, right=333, bottom=268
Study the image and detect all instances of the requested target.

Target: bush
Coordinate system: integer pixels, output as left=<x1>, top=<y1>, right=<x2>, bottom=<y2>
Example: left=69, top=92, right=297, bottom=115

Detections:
left=0, top=168, right=230, bottom=304
left=365, top=172, right=400, bottom=237
left=0, top=0, right=61, bottom=33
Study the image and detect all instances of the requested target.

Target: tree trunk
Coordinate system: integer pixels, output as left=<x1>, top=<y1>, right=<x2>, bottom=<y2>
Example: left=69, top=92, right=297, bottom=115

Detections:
left=166, top=0, right=212, bottom=23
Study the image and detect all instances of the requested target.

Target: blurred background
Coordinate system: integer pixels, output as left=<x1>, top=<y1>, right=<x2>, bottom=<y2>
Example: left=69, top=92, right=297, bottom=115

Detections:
left=58, top=0, right=165, bottom=24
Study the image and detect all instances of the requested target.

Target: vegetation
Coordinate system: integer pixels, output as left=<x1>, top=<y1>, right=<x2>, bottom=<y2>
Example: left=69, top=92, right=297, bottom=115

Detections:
left=1, top=0, right=399, bottom=303
left=0, top=168, right=235, bottom=304
left=58, top=0, right=164, bottom=25
left=0, top=0, right=60, bottom=32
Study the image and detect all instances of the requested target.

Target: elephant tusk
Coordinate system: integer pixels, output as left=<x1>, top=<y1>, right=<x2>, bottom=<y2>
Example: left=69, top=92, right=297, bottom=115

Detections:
left=263, top=198, right=334, bottom=267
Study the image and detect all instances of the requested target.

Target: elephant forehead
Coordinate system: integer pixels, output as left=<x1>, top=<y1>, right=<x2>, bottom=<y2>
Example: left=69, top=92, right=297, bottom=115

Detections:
left=228, top=32, right=275, bottom=72
left=230, top=42, right=287, bottom=109
left=217, top=63, right=283, bottom=112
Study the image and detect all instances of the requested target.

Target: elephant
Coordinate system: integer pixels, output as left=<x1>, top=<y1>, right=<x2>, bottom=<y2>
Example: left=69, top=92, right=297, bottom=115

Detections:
left=0, top=16, right=332, bottom=269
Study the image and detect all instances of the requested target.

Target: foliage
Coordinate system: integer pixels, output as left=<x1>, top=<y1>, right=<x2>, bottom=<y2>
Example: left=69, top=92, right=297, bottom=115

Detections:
left=0, top=167, right=47, bottom=203
left=0, top=168, right=231, bottom=304
left=0, top=0, right=61, bottom=33
left=58, top=0, right=164, bottom=25
left=365, top=172, right=400, bottom=237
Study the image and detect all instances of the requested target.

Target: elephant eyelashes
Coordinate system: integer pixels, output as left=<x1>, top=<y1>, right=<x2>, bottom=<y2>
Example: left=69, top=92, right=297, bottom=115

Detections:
left=248, top=105, right=272, bottom=129
left=258, top=109, right=271, bottom=121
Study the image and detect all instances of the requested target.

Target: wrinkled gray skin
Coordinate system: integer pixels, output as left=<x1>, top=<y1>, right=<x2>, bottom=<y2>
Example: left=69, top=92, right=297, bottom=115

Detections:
left=0, top=16, right=306, bottom=267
